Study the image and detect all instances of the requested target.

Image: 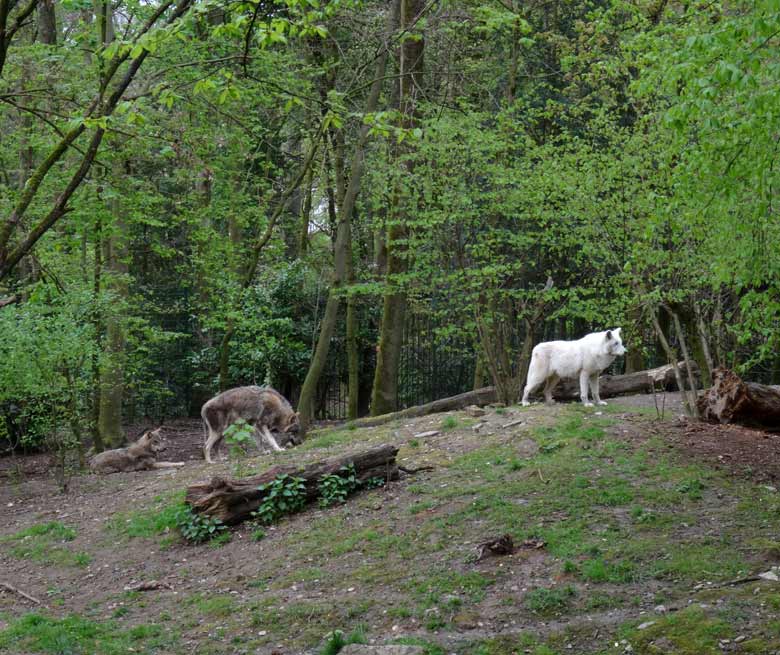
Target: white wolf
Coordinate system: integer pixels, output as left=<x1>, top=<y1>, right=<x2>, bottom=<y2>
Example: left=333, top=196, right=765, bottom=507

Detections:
left=521, top=328, right=627, bottom=407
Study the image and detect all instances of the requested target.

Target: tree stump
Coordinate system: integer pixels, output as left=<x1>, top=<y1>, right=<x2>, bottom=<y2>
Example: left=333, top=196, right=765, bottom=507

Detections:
left=697, top=368, right=780, bottom=430
left=185, top=444, right=399, bottom=524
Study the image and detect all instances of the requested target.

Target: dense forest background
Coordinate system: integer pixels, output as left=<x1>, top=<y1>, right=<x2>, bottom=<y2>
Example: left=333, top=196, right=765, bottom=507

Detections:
left=1, top=0, right=778, bottom=453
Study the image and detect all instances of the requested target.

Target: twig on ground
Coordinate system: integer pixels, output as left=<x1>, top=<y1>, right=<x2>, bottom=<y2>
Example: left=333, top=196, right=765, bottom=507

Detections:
left=123, top=580, right=173, bottom=592
left=398, top=465, right=435, bottom=474
left=0, top=582, right=41, bottom=604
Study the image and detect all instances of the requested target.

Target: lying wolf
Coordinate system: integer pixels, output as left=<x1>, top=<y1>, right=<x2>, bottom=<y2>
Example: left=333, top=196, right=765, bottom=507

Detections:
left=521, top=328, right=627, bottom=407
left=89, top=428, right=184, bottom=473
left=201, top=386, right=300, bottom=464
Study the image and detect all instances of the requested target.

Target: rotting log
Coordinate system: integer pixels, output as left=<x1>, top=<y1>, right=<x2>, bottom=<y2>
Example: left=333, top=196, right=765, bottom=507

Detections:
left=185, top=443, right=399, bottom=525
left=697, top=368, right=780, bottom=430
left=344, top=363, right=696, bottom=430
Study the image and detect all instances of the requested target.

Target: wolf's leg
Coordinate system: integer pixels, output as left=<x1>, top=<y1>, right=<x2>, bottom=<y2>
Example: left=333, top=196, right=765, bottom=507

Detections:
left=543, top=374, right=560, bottom=405
left=203, top=429, right=223, bottom=464
left=589, top=374, right=607, bottom=405
left=522, top=362, right=546, bottom=407
left=152, top=461, right=185, bottom=468
left=579, top=371, right=593, bottom=406
left=260, top=425, right=284, bottom=452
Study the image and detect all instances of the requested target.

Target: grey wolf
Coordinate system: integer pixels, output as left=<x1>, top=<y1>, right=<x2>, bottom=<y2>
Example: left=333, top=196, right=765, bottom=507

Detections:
left=521, top=328, right=627, bottom=407
left=201, top=386, right=300, bottom=464
left=89, top=428, right=184, bottom=473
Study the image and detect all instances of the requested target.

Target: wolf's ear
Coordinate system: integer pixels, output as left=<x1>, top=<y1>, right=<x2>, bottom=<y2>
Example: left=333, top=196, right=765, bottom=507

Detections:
left=606, top=330, right=613, bottom=340
left=615, top=327, right=622, bottom=335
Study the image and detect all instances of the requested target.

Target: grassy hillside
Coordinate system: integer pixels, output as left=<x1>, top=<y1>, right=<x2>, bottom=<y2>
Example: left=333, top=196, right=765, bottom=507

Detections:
left=1, top=402, right=779, bottom=654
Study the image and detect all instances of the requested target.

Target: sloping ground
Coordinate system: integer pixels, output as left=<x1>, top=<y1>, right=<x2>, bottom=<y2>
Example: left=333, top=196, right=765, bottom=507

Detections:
left=1, top=400, right=780, bottom=655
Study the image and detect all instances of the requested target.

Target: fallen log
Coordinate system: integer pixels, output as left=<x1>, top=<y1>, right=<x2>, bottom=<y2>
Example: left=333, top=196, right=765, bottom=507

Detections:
left=343, top=363, right=697, bottom=430
left=349, top=387, right=499, bottom=429
left=697, top=368, right=780, bottom=430
left=538, top=361, right=700, bottom=401
left=185, top=443, right=399, bottom=525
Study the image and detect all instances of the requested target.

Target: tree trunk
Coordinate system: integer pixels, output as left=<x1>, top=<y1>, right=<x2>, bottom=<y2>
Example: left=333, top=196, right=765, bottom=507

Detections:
left=694, top=304, right=714, bottom=386
left=370, top=277, right=407, bottom=414
left=346, top=294, right=359, bottom=420
left=697, top=368, right=780, bottom=430
left=369, top=0, right=424, bottom=416
left=185, top=444, right=400, bottom=524
left=90, top=214, right=103, bottom=452
left=298, top=293, right=341, bottom=428
left=297, top=158, right=314, bottom=257
left=669, top=308, right=699, bottom=418
left=649, top=305, right=694, bottom=417
left=37, top=0, right=56, bottom=45
left=297, top=1, right=398, bottom=433
left=98, top=170, right=128, bottom=448
left=473, top=354, right=486, bottom=391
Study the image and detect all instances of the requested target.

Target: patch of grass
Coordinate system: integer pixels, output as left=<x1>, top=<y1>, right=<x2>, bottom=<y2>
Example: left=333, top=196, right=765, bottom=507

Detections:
left=649, top=543, right=747, bottom=582
left=619, top=606, right=733, bottom=653
left=412, top=570, right=494, bottom=607
left=579, top=557, right=637, bottom=583
left=440, top=415, right=459, bottom=431
left=0, top=521, right=89, bottom=568
left=298, top=426, right=385, bottom=452
left=388, top=606, right=413, bottom=619
left=209, top=531, right=232, bottom=548
left=507, top=456, right=525, bottom=471
left=2, top=521, right=76, bottom=542
left=585, top=591, right=626, bottom=610
left=0, top=613, right=177, bottom=654
left=185, top=593, right=236, bottom=618
left=524, top=585, right=576, bottom=616
left=409, top=500, right=437, bottom=515
left=676, top=478, right=706, bottom=500
left=106, top=496, right=185, bottom=539
left=630, top=505, right=658, bottom=525
left=251, top=600, right=347, bottom=647
left=318, top=626, right=367, bottom=655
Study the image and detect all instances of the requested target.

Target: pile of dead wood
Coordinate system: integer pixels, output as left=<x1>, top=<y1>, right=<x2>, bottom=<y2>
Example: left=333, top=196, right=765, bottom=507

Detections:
left=186, top=444, right=399, bottom=524
left=698, top=368, right=780, bottom=430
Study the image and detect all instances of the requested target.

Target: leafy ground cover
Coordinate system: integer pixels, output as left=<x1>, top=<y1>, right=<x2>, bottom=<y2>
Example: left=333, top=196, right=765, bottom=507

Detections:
left=1, top=398, right=780, bottom=654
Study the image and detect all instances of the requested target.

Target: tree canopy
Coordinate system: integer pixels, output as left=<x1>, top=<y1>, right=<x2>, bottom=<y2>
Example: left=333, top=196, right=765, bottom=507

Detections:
left=1, top=0, right=779, bottom=448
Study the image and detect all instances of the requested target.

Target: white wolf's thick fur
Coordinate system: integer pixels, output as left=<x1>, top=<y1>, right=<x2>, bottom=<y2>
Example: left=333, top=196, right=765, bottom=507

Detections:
left=521, top=328, right=627, bottom=407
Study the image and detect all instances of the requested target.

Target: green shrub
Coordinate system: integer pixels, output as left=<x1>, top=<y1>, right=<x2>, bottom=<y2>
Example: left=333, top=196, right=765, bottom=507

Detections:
left=252, top=474, right=307, bottom=524
left=175, top=506, right=226, bottom=544
left=318, top=464, right=358, bottom=508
